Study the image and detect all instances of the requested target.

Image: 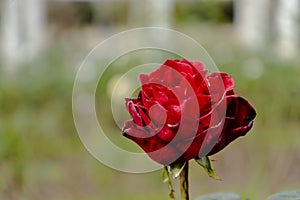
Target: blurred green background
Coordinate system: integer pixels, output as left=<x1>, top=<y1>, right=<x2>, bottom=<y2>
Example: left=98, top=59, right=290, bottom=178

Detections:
left=1, top=1, right=300, bottom=200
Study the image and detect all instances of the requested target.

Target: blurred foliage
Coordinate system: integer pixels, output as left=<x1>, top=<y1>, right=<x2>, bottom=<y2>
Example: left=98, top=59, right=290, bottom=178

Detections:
left=46, top=1, right=233, bottom=29
left=47, top=2, right=128, bottom=28
left=47, top=2, right=95, bottom=28
left=175, top=1, right=233, bottom=24
left=0, top=49, right=78, bottom=199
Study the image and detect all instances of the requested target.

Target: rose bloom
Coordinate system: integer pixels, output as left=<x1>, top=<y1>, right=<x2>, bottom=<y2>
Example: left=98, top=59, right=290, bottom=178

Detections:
left=122, top=59, right=256, bottom=165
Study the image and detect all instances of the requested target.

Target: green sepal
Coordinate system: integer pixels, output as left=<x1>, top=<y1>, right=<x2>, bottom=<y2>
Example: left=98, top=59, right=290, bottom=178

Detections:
left=161, top=167, right=175, bottom=199
left=195, top=157, right=220, bottom=180
left=161, top=166, right=169, bottom=183
left=168, top=162, right=186, bottom=179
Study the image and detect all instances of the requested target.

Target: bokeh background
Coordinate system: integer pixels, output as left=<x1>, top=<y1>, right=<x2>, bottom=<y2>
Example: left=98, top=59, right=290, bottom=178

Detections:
left=1, top=0, right=300, bottom=199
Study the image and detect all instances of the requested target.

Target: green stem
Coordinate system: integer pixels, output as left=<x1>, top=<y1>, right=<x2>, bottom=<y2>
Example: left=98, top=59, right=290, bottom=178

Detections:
left=179, top=161, right=189, bottom=200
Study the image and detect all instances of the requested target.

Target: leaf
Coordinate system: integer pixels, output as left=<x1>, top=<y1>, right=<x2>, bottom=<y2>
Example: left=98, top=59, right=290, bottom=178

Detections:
left=195, top=192, right=241, bottom=200
left=195, top=157, right=220, bottom=180
left=266, top=190, right=300, bottom=200
left=162, top=167, right=175, bottom=199
left=168, top=162, right=186, bottom=179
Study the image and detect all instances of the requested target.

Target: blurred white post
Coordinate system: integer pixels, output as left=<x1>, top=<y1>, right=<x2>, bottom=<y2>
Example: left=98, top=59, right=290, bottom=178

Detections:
left=145, top=0, right=174, bottom=27
left=1, top=0, right=19, bottom=68
left=234, top=0, right=271, bottom=49
left=24, top=0, right=46, bottom=59
left=128, top=0, right=174, bottom=27
left=276, top=0, right=299, bottom=59
left=1, top=0, right=46, bottom=69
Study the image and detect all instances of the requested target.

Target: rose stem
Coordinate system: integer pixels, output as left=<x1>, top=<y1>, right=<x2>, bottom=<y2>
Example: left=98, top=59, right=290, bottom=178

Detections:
left=179, top=161, right=189, bottom=200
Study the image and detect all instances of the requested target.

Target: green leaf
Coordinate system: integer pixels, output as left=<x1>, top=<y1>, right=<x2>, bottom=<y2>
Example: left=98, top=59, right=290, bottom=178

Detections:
left=195, top=193, right=241, bottom=200
left=162, top=167, right=175, bottom=199
left=266, top=190, right=300, bottom=200
left=168, top=162, right=186, bottom=179
left=195, top=157, right=220, bottom=180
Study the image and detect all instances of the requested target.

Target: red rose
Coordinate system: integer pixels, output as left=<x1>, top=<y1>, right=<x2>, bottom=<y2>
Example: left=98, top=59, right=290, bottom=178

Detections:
left=122, top=59, right=256, bottom=165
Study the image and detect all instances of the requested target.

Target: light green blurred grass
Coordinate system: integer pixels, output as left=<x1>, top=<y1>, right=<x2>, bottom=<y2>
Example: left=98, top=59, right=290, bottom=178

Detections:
left=0, top=26, right=300, bottom=200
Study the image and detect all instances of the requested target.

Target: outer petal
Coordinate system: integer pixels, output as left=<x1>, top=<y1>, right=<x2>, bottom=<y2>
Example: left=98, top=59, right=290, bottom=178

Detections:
left=126, top=99, right=143, bottom=126
left=201, top=72, right=235, bottom=103
left=180, top=123, right=224, bottom=161
left=126, top=97, right=151, bottom=126
left=164, top=59, right=194, bottom=76
left=208, top=97, right=256, bottom=156
left=190, top=60, right=205, bottom=72
left=122, top=120, right=181, bottom=165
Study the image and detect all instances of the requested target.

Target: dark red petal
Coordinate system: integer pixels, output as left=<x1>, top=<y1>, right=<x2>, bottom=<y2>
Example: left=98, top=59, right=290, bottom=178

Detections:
left=127, top=100, right=143, bottom=126
left=147, top=63, right=177, bottom=87
left=137, top=106, right=151, bottom=126
left=197, top=93, right=212, bottom=115
left=208, top=97, right=256, bottom=156
left=147, top=144, right=183, bottom=166
left=148, top=103, right=167, bottom=126
left=139, top=74, right=149, bottom=85
left=122, top=120, right=148, bottom=138
left=164, top=59, right=194, bottom=75
left=123, top=120, right=181, bottom=165
left=175, top=97, right=200, bottom=140
left=165, top=101, right=181, bottom=125
left=156, top=126, right=175, bottom=142
left=180, top=122, right=224, bottom=161
left=207, top=72, right=235, bottom=95
left=193, top=71, right=208, bottom=88
left=153, top=90, right=169, bottom=105
left=191, top=60, right=205, bottom=72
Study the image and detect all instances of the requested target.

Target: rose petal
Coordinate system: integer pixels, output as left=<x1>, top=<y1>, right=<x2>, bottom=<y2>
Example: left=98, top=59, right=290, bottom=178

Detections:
left=208, top=97, right=256, bottom=155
